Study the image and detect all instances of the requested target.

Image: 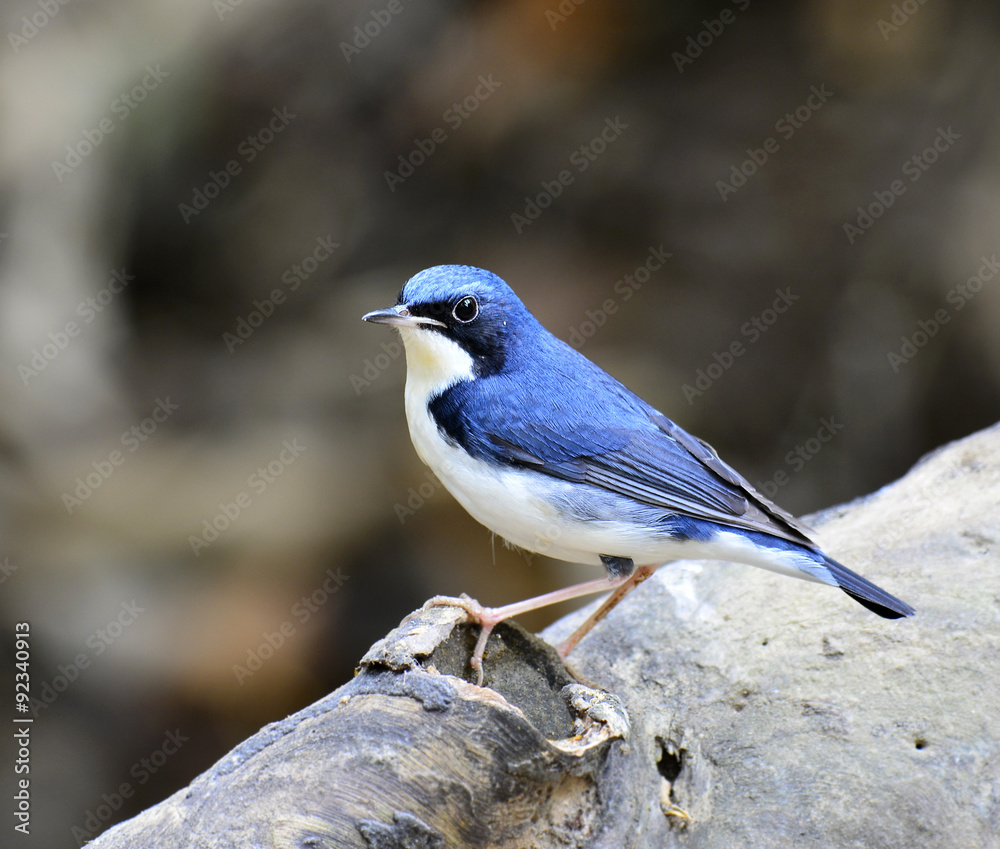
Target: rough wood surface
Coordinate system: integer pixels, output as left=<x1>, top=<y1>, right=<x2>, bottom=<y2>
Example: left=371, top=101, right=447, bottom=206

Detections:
left=545, top=422, right=1000, bottom=848
left=90, top=423, right=1000, bottom=847
left=87, top=604, right=640, bottom=848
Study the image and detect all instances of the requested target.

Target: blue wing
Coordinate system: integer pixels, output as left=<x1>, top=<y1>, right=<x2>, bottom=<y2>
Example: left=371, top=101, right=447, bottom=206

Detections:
left=427, top=338, right=815, bottom=548
left=427, top=331, right=914, bottom=619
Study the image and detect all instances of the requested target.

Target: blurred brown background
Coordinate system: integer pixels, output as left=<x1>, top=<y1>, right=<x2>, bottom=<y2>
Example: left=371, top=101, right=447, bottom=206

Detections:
left=1, top=0, right=999, bottom=844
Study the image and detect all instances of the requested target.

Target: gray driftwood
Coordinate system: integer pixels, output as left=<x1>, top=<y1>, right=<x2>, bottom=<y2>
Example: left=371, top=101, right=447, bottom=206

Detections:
left=90, top=423, right=1000, bottom=848
left=87, top=604, right=641, bottom=848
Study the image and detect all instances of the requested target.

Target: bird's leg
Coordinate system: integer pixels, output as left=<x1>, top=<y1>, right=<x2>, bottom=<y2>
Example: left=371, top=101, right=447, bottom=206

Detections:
left=421, top=594, right=500, bottom=684
left=556, top=565, right=657, bottom=660
left=424, top=572, right=641, bottom=684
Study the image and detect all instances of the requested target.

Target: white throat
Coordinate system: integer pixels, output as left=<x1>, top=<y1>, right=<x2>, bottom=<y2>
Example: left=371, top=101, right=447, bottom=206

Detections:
left=399, top=326, right=475, bottom=398
left=398, top=326, right=475, bottom=469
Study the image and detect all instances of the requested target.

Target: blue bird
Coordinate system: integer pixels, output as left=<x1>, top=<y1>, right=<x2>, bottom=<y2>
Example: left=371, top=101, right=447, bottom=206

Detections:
left=364, top=265, right=914, bottom=678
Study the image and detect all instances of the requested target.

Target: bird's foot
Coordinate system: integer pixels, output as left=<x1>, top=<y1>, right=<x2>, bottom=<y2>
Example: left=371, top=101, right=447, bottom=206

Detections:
left=423, top=567, right=658, bottom=685
left=422, top=594, right=506, bottom=685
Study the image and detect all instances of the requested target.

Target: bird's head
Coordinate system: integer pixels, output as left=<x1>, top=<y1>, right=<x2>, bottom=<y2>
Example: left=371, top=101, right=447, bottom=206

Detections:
left=363, top=265, right=529, bottom=386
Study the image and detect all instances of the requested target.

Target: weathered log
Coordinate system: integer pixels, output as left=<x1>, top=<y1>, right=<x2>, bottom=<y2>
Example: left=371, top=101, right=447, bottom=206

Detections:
left=90, top=423, right=1000, bottom=848
left=87, top=604, right=642, bottom=848
left=544, top=422, right=1000, bottom=848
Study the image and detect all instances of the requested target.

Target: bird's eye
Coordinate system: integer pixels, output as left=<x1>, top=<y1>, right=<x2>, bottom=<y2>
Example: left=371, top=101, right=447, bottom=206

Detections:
left=452, top=296, right=479, bottom=323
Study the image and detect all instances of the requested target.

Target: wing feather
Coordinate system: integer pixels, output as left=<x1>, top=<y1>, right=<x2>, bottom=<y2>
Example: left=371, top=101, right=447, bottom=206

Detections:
left=431, top=347, right=816, bottom=548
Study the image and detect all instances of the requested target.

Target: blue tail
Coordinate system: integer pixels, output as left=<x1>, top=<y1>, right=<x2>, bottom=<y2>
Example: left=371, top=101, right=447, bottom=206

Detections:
left=822, top=555, right=915, bottom=619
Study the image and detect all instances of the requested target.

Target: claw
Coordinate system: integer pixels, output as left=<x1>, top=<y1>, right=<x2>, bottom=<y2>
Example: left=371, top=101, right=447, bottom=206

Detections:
left=423, top=594, right=500, bottom=685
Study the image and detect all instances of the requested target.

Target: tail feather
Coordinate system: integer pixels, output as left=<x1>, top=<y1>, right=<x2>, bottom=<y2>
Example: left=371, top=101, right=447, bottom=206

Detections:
left=823, top=555, right=915, bottom=619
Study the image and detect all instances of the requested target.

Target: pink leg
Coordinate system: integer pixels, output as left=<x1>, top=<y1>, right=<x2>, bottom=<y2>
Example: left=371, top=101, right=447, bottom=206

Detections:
left=424, top=569, right=657, bottom=684
left=555, top=565, right=656, bottom=659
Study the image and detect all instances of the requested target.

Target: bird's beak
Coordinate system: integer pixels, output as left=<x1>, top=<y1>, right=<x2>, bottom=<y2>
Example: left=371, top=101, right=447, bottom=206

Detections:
left=362, top=305, right=445, bottom=328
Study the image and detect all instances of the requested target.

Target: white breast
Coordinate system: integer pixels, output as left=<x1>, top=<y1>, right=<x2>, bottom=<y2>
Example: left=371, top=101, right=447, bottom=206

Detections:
left=397, top=326, right=597, bottom=563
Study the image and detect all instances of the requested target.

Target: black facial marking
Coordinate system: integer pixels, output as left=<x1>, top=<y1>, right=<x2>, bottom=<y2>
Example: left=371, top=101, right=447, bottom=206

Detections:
left=406, top=298, right=452, bottom=324
left=407, top=294, right=508, bottom=378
